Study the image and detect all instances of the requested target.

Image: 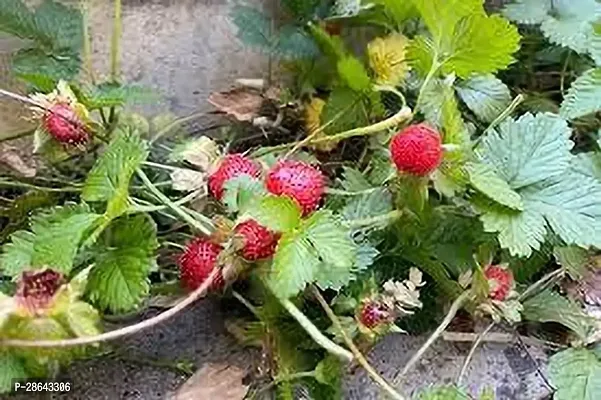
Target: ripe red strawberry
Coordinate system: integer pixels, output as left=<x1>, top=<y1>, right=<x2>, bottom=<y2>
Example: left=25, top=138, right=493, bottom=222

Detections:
left=43, top=103, right=89, bottom=144
left=208, top=154, right=261, bottom=200
left=178, top=238, right=225, bottom=291
left=484, top=265, right=514, bottom=301
left=15, top=269, right=64, bottom=315
left=234, top=219, right=280, bottom=261
left=265, top=160, right=325, bottom=216
left=390, top=123, right=442, bottom=176
left=359, top=301, right=393, bottom=329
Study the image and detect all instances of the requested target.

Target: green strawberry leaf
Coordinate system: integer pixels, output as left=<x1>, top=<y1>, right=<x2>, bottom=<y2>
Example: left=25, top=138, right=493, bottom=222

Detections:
left=410, top=0, right=520, bottom=78
left=82, top=129, right=149, bottom=220
left=522, top=290, right=594, bottom=341
left=337, top=56, right=372, bottom=93
left=455, top=74, right=511, bottom=123
left=0, top=204, right=100, bottom=277
left=554, top=246, right=589, bottom=280
left=268, top=230, right=321, bottom=298
left=86, top=214, right=157, bottom=313
left=222, top=175, right=267, bottom=214
left=314, top=355, right=342, bottom=387
left=0, top=349, right=27, bottom=393
left=466, top=162, right=523, bottom=210
left=502, top=0, right=551, bottom=24
left=560, top=68, right=601, bottom=120
left=548, top=348, right=601, bottom=400
left=342, top=188, right=393, bottom=223
left=269, top=211, right=357, bottom=298
left=476, top=113, right=573, bottom=190
left=242, top=195, right=302, bottom=233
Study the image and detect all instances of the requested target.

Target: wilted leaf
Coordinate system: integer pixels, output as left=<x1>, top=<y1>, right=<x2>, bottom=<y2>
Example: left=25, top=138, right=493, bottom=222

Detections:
left=170, top=168, right=207, bottom=193
left=0, top=144, right=36, bottom=177
left=208, top=88, right=264, bottom=122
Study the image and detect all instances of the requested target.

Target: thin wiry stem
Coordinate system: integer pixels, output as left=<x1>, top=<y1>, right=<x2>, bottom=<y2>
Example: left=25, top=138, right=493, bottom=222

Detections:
left=110, top=0, right=122, bottom=82
left=0, top=269, right=218, bottom=347
left=279, top=297, right=354, bottom=362
left=311, top=286, right=407, bottom=400
left=457, top=322, right=494, bottom=385
left=394, top=290, right=471, bottom=383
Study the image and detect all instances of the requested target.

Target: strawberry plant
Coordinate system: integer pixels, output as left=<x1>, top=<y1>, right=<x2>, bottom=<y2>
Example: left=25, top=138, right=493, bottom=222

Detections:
left=2, top=0, right=601, bottom=399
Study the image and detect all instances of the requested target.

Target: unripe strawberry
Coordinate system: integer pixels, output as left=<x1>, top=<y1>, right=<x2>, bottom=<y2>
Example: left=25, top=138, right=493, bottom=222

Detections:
left=234, top=219, right=280, bottom=261
left=484, top=265, right=514, bottom=301
left=208, top=154, right=261, bottom=200
left=390, top=123, right=442, bottom=176
left=15, top=269, right=64, bottom=316
left=43, top=103, right=89, bottom=144
left=178, top=238, right=225, bottom=291
left=358, top=301, right=393, bottom=329
left=265, top=160, right=325, bottom=216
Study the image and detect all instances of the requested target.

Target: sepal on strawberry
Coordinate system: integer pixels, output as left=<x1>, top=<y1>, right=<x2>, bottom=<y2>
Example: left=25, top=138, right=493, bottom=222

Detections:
left=208, top=154, right=262, bottom=200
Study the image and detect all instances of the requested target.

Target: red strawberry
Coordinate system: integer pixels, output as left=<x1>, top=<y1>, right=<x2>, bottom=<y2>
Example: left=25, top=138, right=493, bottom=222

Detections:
left=265, top=160, right=325, bottom=216
left=43, top=103, right=89, bottom=144
left=208, top=154, right=261, bottom=200
left=15, top=269, right=64, bottom=315
left=484, top=265, right=514, bottom=301
left=178, top=238, right=225, bottom=291
left=390, top=123, right=442, bottom=176
left=234, top=219, right=280, bottom=261
left=359, top=301, right=393, bottom=329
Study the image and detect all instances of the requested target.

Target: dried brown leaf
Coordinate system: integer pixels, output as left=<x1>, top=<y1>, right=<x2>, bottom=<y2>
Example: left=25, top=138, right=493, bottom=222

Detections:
left=0, top=143, right=36, bottom=177
left=170, top=363, right=249, bottom=400
left=208, top=88, right=264, bottom=122
left=170, top=168, right=207, bottom=192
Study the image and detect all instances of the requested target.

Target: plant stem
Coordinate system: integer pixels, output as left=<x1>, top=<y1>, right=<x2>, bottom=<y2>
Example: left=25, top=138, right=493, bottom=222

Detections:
left=394, top=290, right=471, bottom=383
left=136, top=168, right=214, bottom=236
left=347, top=210, right=403, bottom=230
left=253, top=105, right=413, bottom=157
left=232, top=290, right=262, bottom=319
left=457, top=322, right=494, bottom=385
left=129, top=190, right=202, bottom=213
left=110, top=0, right=122, bottom=82
left=278, top=297, right=353, bottom=362
left=255, top=371, right=317, bottom=396
left=0, top=180, right=80, bottom=193
left=311, top=286, right=407, bottom=400
left=485, top=94, right=524, bottom=133
left=518, top=267, right=565, bottom=302
left=325, top=187, right=379, bottom=196
left=149, top=111, right=209, bottom=144
left=0, top=269, right=219, bottom=347
left=560, top=51, right=572, bottom=97
left=415, top=60, right=440, bottom=109
left=142, top=161, right=181, bottom=172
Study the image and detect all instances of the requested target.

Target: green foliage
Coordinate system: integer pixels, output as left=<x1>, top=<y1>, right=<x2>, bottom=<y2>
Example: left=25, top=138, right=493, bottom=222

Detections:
left=0, top=204, right=100, bottom=277
left=410, top=0, right=520, bottom=78
left=522, top=289, right=594, bottom=341
left=230, top=4, right=318, bottom=60
left=321, top=87, right=369, bottom=134
left=269, top=210, right=357, bottom=298
left=82, top=130, right=149, bottom=220
left=222, top=175, right=267, bottom=214
left=475, top=113, right=601, bottom=257
left=560, top=68, right=601, bottom=120
left=0, top=0, right=83, bottom=90
left=466, top=162, right=523, bottom=210
left=504, top=0, right=600, bottom=60
left=548, top=348, right=601, bottom=400
left=242, top=195, right=302, bottom=233
left=86, top=214, right=157, bottom=313
left=280, top=0, right=321, bottom=20
left=554, top=245, right=589, bottom=279
left=73, top=83, right=159, bottom=110
left=0, top=349, right=26, bottom=392
left=337, top=56, right=371, bottom=93
left=455, top=74, right=512, bottom=123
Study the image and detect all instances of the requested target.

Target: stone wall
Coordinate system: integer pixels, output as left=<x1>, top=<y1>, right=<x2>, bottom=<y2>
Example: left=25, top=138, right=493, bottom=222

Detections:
left=0, top=0, right=271, bottom=138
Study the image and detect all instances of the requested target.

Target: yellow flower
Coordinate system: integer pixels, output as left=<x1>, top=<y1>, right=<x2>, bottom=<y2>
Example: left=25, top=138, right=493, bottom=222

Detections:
left=367, top=33, right=410, bottom=86
left=305, top=97, right=337, bottom=152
